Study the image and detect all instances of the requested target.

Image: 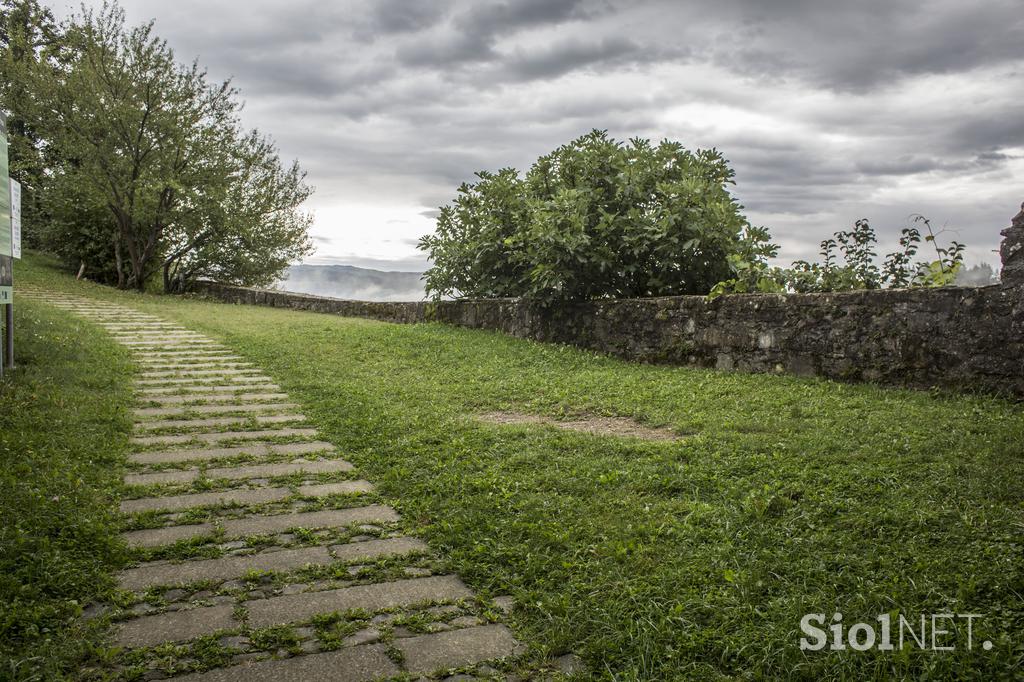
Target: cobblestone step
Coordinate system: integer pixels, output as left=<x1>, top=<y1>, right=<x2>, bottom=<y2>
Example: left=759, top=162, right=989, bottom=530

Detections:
left=297, top=481, right=374, bottom=497
left=245, top=575, right=473, bottom=628
left=133, top=414, right=309, bottom=431
left=124, top=459, right=353, bottom=486
left=170, top=645, right=398, bottom=681
left=136, top=376, right=271, bottom=386
left=120, top=487, right=292, bottom=514
left=131, top=440, right=335, bottom=464
left=396, top=624, right=522, bottom=674
left=133, top=349, right=238, bottom=358
left=135, top=359, right=248, bottom=367
left=112, top=333, right=207, bottom=340
left=116, top=604, right=236, bottom=648
left=139, top=383, right=278, bottom=396
left=119, top=545, right=332, bottom=591
left=121, top=523, right=216, bottom=548
left=119, top=537, right=426, bottom=591
left=139, top=368, right=265, bottom=378
left=142, top=392, right=290, bottom=405
left=205, top=459, right=353, bottom=480
left=121, top=505, right=400, bottom=548
left=133, top=402, right=300, bottom=418
left=132, top=427, right=317, bottom=446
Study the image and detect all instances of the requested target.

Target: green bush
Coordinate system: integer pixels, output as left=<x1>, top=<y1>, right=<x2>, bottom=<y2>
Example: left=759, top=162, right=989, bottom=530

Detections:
left=419, top=130, right=760, bottom=302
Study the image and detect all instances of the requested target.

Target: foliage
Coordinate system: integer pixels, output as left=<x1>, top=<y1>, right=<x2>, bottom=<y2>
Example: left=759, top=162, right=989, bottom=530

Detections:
left=0, top=0, right=62, bottom=247
left=160, top=129, right=314, bottom=292
left=712, top=216, right=967, bottom=297
left=1, top=1, right=312, bottom=291
left=420, top=130, right=756, bottom=302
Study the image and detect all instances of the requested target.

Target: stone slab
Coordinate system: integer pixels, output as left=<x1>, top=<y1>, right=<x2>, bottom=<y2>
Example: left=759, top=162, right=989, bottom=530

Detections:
left=133, top=350, right=236, bottom=358
left=143, top=392, right=289, bottom=405
left=246, top=575, right=473, bottom=628
left=111, top=329, right=204, bottom=335
left=138, top=364, right=255, bottom=372
left=122, top=335, right=218, bottom=342
left=298, top=481, right=374, bottom=497
left=136, top=376, right=269, bottom=386
left=120, top=487, right=290, bottom=514
left=205, top=459, right=353, bottom=480
left=133, top=414, right=308, bottom=431
left=131, top=441, right=334, bottom=465
left=114, top=334, right=208, bottom=341
left=394, top=624, right=521, bottom=673
left=132, top=428, right=318, bottom=446
left=133, top=402, right=298, bottom=417
left=124, top=469, right=199, bottom=486
left=139, top=368, right=262, bottom=378
left=328, top=536, right=428, bottom=562
left=218, top=506, right=400, bottom=538
left=119, top=546, right=331, bottom=591
left=122, top=506, right=400, bottom=548
left=99, top=322, right=181, bottom=327
left=170, top=645, right=399, bottom=682
left=116, top=604, right=236, bottom=648
left=121, top=523, right=216, bottom=548
left=139, top=383, right=277, bottom=395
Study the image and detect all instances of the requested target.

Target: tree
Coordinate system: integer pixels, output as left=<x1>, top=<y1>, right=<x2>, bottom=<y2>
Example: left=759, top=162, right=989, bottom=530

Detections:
left=420, top=130, right=756, bottom=302
left=33, top=4, right=241, bottom=289
left=161, top=129, right=313, bottom=292
left=0, top=0, right=63, bottom=247
left=24, top=2, right=312, bottom=292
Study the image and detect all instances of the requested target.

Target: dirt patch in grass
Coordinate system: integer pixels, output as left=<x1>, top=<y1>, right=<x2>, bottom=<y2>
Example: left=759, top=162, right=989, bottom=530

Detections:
left=476, top=411, right=683, bottom=441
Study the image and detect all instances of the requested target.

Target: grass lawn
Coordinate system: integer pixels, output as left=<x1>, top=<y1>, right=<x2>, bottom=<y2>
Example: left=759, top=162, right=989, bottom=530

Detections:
left=0, top=277, right=133, bottom=680
left=7, top=251, right=1024, bottom=680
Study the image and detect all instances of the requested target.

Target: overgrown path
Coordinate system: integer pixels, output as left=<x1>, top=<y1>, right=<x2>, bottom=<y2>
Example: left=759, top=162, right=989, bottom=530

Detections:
left=19, top=289, right=522, bottom=681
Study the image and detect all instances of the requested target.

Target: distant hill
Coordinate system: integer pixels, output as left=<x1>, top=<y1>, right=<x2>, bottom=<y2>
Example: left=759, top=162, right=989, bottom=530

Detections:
left=277, top=264, right=426, bottom=302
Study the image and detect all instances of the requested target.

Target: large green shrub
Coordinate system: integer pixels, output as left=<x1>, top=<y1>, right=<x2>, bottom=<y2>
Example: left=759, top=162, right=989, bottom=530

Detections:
left=419, top=130, right=759, bottom=302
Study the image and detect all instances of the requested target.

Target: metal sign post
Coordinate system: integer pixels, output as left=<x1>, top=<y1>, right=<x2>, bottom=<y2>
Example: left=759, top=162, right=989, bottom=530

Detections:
left=0, top=112, right=11, bottom=376
left=6, top=178, right=19, bottom=370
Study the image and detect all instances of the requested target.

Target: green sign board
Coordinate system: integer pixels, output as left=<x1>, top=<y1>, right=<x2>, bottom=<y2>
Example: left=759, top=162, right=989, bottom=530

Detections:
left=0, top=112, right=10, bottom=303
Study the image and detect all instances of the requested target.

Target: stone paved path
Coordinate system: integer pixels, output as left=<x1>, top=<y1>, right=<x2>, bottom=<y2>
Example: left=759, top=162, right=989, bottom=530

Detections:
left=20, top=289, right=525, bottom=681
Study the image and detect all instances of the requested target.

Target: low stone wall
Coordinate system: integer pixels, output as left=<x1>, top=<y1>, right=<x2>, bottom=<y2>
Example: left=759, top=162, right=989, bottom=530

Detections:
left=191, top=204, right=1024, bottom=397
left=191, top=280, right=1021, bottom=395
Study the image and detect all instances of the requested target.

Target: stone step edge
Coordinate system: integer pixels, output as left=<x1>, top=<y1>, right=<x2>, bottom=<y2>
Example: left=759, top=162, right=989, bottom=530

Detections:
left=120, top=504, right=401, bottom=548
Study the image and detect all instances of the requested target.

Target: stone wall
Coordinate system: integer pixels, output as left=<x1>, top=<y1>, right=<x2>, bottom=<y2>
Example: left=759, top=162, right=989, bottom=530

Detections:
left=192, top=204, right=1024, bottom=397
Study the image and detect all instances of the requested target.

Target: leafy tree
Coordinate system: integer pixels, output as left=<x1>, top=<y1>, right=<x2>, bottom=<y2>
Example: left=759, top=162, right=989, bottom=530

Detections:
left=420, top=130, right=756, bottom=302
left=33, top=4, right=241, bottom=289
left=0, top=0, right=63, bottom=247
left=17, top=1, right=312, bottom=291
left=161, top=129, right=313, bottom=292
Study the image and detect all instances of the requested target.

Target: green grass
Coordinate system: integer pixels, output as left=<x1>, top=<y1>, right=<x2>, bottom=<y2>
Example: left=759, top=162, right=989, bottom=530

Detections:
left=9, top=251, right=1024, bottom=680
left=0, top=279, right=133, bottom=680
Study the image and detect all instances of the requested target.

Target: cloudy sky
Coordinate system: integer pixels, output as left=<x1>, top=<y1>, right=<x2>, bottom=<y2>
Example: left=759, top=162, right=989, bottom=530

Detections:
left=55, top=0, right=1024, bottom=272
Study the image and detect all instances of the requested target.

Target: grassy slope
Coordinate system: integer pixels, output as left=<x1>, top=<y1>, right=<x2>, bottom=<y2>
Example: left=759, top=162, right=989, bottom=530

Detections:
left=0, top=262, right=133, bottom=680
left=13, top=252, right=1024, bottom=680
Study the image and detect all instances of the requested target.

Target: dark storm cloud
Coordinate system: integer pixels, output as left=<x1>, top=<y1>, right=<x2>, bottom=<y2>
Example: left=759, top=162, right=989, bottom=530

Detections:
left=501, top=37, right=645, bottom=81
left=360, top=0, right=453, bottom=37
left=453, top=0, right=591, bottom=40
left=685, top=0, right=1024, bottom=91
left=58, top=0, right=1024, bottom=270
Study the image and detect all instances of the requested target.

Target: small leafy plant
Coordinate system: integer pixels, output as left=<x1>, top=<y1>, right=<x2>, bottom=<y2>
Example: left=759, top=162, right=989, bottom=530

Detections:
left=711, top=215, right=966, bottom=297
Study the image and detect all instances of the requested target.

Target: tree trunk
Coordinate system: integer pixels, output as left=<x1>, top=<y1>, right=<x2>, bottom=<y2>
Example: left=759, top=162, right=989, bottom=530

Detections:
left=114, top=239, right=125, bottom=288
